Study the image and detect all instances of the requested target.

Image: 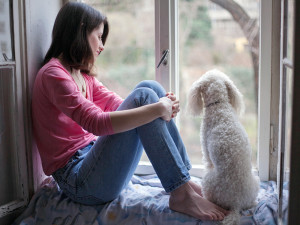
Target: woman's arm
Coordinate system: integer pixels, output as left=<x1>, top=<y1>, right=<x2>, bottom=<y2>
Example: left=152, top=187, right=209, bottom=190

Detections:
left=91, top=77, right=123, bottom=112
left=110, top=97, right=176, bottom=134
left=41, top=65, right=179, bottom=136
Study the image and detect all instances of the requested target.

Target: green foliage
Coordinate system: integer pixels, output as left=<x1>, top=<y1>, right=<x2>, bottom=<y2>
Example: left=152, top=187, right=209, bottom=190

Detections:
left=187, top=6, right=213, bottom=46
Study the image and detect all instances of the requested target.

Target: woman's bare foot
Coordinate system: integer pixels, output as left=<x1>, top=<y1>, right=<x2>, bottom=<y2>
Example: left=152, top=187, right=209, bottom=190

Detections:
left=189, top=180, right=203, bottom=197
left=169, top=181, right=229, bottom=221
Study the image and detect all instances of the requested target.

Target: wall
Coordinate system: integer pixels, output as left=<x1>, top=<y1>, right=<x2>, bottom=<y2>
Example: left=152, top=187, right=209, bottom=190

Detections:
left=25, top=0, right=62, bottom=192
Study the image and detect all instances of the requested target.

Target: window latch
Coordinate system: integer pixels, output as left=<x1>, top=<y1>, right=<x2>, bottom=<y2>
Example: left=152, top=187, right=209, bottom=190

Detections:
left=157, top=49, right=169, bottom=68
left=2, top=53, right=11, bottom=62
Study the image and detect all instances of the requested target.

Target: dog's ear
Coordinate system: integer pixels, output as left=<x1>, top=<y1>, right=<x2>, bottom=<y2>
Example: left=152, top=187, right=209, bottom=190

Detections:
left=187, top=81, right=204, bottom=116
left=225, top=79, right=245, bottom=115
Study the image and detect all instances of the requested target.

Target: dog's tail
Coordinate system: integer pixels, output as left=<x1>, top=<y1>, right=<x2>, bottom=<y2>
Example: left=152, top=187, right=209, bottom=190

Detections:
left=221, top=209, right=240, bottom=225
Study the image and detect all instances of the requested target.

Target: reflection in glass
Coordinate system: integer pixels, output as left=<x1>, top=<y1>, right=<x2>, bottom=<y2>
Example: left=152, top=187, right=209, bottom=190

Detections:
left=0, top=0, right=14, bottom=62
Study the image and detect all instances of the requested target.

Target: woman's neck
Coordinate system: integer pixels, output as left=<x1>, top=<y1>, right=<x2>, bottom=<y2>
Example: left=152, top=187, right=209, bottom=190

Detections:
left=57, top=54, right=80, bottom=75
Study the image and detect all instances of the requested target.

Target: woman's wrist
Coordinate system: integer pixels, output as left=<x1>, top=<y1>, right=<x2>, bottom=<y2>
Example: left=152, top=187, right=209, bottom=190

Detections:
left=154, top=101, right=165, bottom=118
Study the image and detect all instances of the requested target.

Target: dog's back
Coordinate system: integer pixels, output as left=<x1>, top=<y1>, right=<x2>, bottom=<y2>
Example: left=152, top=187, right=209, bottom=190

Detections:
left=187, top=70, right=259, bottom=224
left=201, top=103, right=258, bottom=210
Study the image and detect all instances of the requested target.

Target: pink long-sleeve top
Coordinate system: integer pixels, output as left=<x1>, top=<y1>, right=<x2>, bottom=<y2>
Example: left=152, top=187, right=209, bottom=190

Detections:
left=32, top=58, right=123, bottom=175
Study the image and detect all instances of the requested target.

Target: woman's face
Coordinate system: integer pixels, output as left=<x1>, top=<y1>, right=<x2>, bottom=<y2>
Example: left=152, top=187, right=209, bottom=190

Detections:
left=88, top=23, right=105, bottom=61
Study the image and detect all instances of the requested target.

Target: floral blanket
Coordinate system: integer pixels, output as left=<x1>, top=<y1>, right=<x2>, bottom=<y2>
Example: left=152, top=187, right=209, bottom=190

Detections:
left=13, top=175, right=288, bottom=225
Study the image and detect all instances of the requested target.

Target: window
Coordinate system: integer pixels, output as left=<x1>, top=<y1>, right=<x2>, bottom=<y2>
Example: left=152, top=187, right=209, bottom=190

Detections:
left=82, top=0, right=280, bottom=178
left=84, top=0, right=155, bottom=98
left=84, top=0, right=155, bottom=163
left=278, top=0, right=295, bottom=223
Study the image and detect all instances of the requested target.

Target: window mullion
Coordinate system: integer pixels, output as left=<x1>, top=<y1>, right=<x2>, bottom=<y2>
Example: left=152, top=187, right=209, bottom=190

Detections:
left=169, top=0, right=179, bottom=96
left=258, top=0, right=273, bottom=181
left=155, top=0, right=170, bottom=91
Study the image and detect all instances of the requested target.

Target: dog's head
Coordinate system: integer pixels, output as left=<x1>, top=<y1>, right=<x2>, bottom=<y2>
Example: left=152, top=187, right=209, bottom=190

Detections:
left=187, top=69, right=244, bottom=116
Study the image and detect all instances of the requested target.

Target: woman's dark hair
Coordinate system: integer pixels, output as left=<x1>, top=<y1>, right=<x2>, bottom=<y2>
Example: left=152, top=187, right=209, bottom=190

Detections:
left=43, top=2, right=109, bottom=74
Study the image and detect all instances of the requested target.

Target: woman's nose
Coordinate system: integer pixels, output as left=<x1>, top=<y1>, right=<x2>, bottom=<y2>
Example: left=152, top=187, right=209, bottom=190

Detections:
left=99, top=42, right=104, bottom=52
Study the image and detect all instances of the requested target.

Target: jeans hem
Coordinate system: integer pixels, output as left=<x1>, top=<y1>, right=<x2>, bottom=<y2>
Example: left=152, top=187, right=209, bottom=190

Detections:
left=165, top=175, right=191, bottom=193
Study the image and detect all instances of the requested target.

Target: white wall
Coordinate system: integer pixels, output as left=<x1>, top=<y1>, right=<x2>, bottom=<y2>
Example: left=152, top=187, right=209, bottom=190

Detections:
left=25, top=0, right=62, bottom=191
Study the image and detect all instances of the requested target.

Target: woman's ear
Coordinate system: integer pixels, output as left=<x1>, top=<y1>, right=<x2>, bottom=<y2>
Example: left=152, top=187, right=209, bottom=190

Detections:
left=187, top=80, right=204, bottom=116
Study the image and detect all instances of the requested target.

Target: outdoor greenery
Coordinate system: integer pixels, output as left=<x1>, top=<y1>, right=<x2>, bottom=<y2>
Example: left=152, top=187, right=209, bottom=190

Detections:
left=187, top=6, right=213, bottom=46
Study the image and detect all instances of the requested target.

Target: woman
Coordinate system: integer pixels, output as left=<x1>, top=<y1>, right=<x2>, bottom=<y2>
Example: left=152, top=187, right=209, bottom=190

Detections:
left=32, top=2, right=228, bottom=221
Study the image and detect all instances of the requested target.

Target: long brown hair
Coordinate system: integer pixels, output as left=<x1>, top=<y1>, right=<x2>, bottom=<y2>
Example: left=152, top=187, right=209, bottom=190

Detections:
left=43, top=2, right=109, bottom=75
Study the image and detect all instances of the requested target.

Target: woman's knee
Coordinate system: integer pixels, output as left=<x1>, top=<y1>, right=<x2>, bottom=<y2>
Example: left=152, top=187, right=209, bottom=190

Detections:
left=131, top=87, right=160, bottom=107
left=117, top=87, right=159, bottom=111
left=135, top=80, right=166, bottom=97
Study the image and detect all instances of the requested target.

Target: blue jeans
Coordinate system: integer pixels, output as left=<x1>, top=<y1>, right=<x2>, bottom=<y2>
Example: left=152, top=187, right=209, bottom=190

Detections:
left=53, top=80, right=192, bottom=205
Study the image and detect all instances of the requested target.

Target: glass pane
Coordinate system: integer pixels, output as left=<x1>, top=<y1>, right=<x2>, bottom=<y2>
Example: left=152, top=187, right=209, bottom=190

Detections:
left=178, top=0, right=259, bottom=166
left=84, top=0, right=155, bottom=96
left=83, top=0, right=155, bottom=161
left=0, top=67, right=18, bottom=205
left=0, top=0, right=14, bottom=62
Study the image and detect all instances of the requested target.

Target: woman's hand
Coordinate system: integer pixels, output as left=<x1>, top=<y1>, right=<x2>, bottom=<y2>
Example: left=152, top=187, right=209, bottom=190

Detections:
left=159, top=93, right=180, bottom=122
left=166, top=92, right=180, bottom=118
left=110, top=92, right=180, bottom=134
left=159, top=97, right=173, bottom=122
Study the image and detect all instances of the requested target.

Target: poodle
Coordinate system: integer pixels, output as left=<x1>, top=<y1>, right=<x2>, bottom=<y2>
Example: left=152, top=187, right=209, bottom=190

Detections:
left=187, top=69, right=259, bottom=225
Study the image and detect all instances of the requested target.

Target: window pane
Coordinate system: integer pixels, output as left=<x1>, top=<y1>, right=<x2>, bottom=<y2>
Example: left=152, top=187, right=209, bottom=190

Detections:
left=0, top=0, right=14, bottom=62
left=83, top=0, right=155, bottom=161
left=178, top=0, right=259, bottom=167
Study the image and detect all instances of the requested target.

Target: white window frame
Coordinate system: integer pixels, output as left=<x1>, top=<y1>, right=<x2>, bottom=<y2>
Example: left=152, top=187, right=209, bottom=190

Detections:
left=257, top=0, right=273, bottom=181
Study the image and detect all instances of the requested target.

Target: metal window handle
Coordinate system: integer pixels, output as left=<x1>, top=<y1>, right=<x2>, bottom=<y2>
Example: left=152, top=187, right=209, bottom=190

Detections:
left=2, top=53, right=9, bottom=61
left=157, top=49, right=169, bottom=68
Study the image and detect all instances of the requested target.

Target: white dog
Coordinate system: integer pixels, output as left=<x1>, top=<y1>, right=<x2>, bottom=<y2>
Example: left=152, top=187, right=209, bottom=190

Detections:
left=187, top=69, right=259, bottom=225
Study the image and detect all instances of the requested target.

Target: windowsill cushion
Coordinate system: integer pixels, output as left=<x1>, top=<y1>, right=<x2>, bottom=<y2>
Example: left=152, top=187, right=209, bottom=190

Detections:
left=12, top=175, right=288, bottom=225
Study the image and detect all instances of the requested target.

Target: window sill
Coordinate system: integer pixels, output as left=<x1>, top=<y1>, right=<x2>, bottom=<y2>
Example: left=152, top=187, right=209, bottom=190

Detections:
left=136, top=161, right=259, bottom=179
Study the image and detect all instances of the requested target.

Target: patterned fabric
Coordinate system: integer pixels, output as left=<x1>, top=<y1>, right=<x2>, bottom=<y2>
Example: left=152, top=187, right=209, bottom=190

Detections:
left=13, top=175, right=288, bottom=225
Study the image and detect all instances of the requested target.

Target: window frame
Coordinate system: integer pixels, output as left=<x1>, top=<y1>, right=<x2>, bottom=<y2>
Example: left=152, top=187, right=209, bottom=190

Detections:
left=287, top=1, right=300, bottom=223
left=257, top=0, right=273, bottom=181
left=0, top=0, right=30, bottom=219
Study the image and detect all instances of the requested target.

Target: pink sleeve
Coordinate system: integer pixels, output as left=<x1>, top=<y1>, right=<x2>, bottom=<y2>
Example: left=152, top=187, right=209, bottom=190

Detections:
left=92, top=77, right=123, bottom=112
left=41, top=66, right=115, bottom=136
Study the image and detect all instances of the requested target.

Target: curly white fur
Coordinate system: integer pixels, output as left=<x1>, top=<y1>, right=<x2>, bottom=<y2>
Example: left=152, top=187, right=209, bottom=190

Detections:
left=187, top=69, right=259, bottom=225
